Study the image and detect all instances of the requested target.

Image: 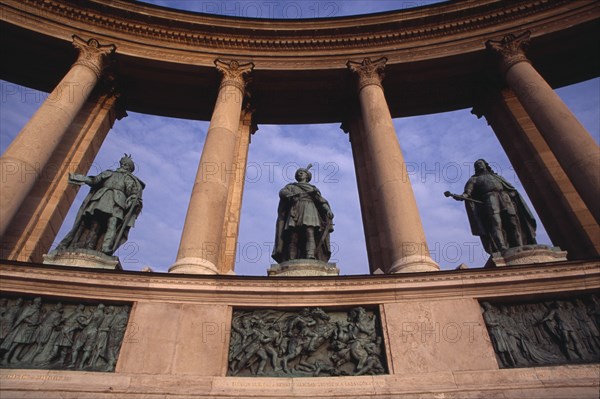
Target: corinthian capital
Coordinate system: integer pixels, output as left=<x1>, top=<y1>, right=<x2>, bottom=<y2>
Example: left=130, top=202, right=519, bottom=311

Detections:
left=347, top=57, right=387, bottom=92
left=486, top=31, right=531, bottom=75
left=72, top=35, right=116, bottom=79
left=215, top=59, right=254, bottom=92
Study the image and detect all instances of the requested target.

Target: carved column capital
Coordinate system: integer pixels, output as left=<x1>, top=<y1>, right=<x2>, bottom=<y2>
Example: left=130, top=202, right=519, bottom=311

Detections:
left=215, top=59, right=254, bottom=93
left=72, top=35, right=116, bottom=79
left=486, top=31, right=531, bottom=76
left=347, top=57, right=387, bottom=92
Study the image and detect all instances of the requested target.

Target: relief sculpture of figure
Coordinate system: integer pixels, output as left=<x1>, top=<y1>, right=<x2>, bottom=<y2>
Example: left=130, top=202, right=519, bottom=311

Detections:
left=445, top=159, right=536, bottom=254
left=0, top=298, right=22, bottom=346
left=56, top=154, right=145, bottom=256
left=481, top=302, right=515, bottom=367
left=0, top=297, right=42, bottom=365
left=25, top=302, right=64, bottom=364
left=106, top=307, right=129, bottom=371
left=50, top=304, right=85, bottom=366
left=227, top=307, right=385, bottom=377
left=272, top=165, right=334, bottom=263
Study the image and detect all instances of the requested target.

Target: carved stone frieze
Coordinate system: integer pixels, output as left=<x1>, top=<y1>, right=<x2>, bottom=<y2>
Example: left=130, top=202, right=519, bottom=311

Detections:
left=12, top=0, right=571, bottom=54
left=481, top=294, right=600, bottom=368
left=486, top=31, right=531, bottom=75
left=228, top=306, right=387, bottom=377
left=347, top=57, right=387, bottom=92
left=215, top=59, right=254, bottom=93
left=0, top=295, right=131, bottom=372
left=72, top=35, right=117, bottom=79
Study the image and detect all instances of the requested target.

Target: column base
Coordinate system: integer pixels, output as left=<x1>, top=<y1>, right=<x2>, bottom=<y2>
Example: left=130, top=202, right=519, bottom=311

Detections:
left=389, top=254, right=440, bottom=273
left=169, top=257, right=218, bottom=274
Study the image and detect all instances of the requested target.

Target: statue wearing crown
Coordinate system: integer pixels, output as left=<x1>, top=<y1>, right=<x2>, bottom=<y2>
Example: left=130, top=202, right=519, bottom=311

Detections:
left=55, top=154, right=145, bottom=257
left=272, top=164, right=334, bottom=263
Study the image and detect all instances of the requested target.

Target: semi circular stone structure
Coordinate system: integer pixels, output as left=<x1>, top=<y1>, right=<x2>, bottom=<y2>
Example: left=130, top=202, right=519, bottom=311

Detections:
left=0, top=1, right=599, bottom=396
left=2, top=0, right=599, bottom=273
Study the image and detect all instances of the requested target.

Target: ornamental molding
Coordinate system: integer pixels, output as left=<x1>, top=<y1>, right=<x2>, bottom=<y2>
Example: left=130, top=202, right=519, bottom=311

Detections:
left=215, top=59, right=254, bottom=92
left=71, top=35, right=116, bottom=78
left=1, top=261, right=598, bottom=306
left=486, top=31, right=532, bottom=76
left=8, top=0, right=574, bottom=55
left=347, top=57, right=387, bottom=92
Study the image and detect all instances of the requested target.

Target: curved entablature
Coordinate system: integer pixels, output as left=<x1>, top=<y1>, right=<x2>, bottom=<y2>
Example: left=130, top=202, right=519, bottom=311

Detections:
left=1, top=0, right=599, bottom=122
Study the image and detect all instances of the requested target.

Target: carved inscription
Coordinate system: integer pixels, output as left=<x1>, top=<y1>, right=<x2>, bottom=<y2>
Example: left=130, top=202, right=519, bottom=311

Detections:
left=0, top=296, right=131, bottom=372
left=481, top=295, right=600, bottom=368
left=228, top=306, right=387, bottom=377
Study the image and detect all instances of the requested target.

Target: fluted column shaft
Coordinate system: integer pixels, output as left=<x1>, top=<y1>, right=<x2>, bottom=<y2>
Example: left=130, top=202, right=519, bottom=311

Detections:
left=0, top=36, right=115, bottom=237
left=487, top=31, right=600, bottom=223
left=170, top=60, right=253, bottom=274
left=347, top=58, right=439, bottom=273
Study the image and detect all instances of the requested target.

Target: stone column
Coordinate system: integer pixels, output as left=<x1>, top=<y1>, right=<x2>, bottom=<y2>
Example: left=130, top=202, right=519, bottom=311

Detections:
left=217, top=106, right=256, bottom=274
left=487, top=31, right=600, bottom=224
left=0, top=35, right=116, bottom=238
left=1, top=82, right=126, bottom=262
left=342, top=115, right=391, bottom=274
left=347, top=57, right=439, bottom=273
left=170, top=59, right=254, bottom=274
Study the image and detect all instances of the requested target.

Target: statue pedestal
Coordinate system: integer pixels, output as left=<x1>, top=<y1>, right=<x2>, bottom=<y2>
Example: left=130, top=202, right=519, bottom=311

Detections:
left=484, top=245, right=567, bottom=268
left=268, top=259, right=339, bottom=277
left=43, top=249, right=122, bottom=270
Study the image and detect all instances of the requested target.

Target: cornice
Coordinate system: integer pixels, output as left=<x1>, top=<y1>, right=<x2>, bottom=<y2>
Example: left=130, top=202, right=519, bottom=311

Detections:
left=1, top=260, right=598, bottom=306
left=4, top=0, right=590, bottom=57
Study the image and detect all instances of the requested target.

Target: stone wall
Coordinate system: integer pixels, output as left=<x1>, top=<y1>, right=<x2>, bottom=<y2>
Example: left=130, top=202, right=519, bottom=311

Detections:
left=0, top=260, right=598, bottom=397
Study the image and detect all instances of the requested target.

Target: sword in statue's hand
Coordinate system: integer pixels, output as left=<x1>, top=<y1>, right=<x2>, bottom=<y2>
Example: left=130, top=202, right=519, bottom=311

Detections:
left=444, top=191, right=483, bottom=204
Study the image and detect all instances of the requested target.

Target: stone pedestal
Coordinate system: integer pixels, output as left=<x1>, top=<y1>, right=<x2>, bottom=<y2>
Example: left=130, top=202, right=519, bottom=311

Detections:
left=484, top=245, right=567, bottom=268
left=43, top=249, right=122, bottom=270
left=268, top=259, right=339, bottom=276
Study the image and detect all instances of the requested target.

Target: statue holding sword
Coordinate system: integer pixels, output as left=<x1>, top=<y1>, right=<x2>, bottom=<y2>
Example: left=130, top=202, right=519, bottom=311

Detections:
left=56, top=154, right=145, bottom=256
left=445, top=159, right=536, bottom=254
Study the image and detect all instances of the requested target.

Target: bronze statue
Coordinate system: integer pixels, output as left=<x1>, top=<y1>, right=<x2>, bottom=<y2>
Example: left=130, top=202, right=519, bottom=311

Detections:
left=445, top=159, right=536, bottom=254
left=56, top=154, right=145, bottom=256
left=272, top=165, right=334, bottom=263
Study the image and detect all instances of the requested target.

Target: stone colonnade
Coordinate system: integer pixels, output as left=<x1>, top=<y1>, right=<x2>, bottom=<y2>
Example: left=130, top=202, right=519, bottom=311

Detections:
left=1, top=32, right=598, bottom=273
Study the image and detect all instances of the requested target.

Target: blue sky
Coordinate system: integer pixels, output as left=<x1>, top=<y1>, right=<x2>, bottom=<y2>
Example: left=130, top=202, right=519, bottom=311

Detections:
left=1, top=1, right=599, bottom=275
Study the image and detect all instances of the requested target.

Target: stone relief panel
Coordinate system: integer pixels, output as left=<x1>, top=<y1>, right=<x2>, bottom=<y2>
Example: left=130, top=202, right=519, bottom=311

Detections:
left=228, top=306, right=387, bottom=377
left=481, top=295, right=600, bottom=368
left=0, top=295, right=131, bottom=372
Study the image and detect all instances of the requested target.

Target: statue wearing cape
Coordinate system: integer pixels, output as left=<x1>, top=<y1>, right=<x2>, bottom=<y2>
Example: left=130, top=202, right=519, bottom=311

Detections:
left=272, top=167, right=334, bottom=263
left=57, top=155, right=145, bottom=256
left=463, top=160, right=536, bottom=254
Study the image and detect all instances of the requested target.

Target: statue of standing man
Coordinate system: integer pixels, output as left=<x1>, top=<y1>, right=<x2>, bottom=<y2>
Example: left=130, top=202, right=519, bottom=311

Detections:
left=272, top=165, right=334, bottom=263
left=56, top=154, right=145, bottom=256
left=445, top=159, right=536, bottom=254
